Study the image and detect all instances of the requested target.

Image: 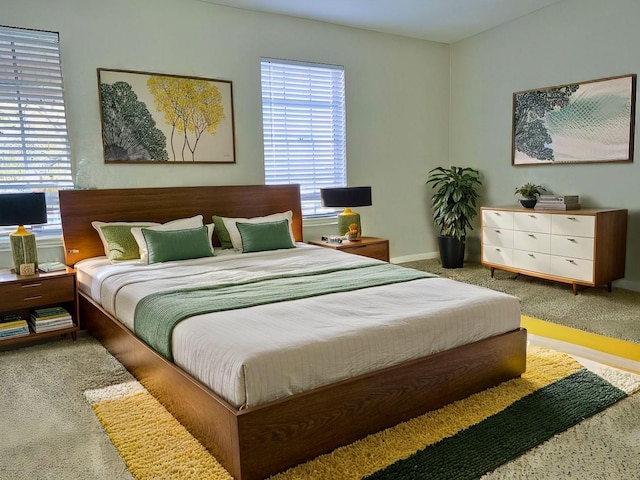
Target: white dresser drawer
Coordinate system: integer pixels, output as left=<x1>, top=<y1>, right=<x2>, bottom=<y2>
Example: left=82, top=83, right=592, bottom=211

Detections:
left=513, top=250, right=550, bottom=273
left=551, top=215, right=595, bottom=238
left=549, top=255, right=594, bottom=282
left=550, top=235, right=594, bottom=260
left=514, top=212, right=551, bottom=234
left=482, top=209, right=513, bottom=229
left=513, top=230, right=550, bottom=254
left=483, top=245, right=512, bottom=267
left=482, top=227, right=513, bottom=248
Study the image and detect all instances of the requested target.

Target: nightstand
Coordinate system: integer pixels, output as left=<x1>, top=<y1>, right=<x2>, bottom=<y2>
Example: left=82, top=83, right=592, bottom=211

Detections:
left=0, top=267, right=79, bottom=347
left=308, top=236, right=390, bottom=262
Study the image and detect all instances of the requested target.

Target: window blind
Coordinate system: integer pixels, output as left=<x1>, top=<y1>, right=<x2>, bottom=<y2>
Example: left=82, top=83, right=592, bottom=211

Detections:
left=261, top=58, right=346, bottom=217
left=0, top=26, right=73, bottom=239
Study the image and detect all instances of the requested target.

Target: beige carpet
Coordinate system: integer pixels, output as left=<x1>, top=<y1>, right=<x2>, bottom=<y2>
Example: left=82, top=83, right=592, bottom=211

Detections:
left=400, top=259, right=640, bottom=344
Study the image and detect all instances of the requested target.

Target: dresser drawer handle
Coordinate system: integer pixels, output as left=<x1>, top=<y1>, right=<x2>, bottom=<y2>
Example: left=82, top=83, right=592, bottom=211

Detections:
left=528, top=214, right=536, bottom=218
left=528, top=253, right=535, bottom=257
left=567, top=238, right=576, bottom=242
left=567, top=217, right=577, bottom=221
left=495, top=248, right=501, bottom=252
left=349, top=245, right=366, bottom=250
left=527, top=234, right=535, bottom=238
left=565, top=259, right=576, bottom=264
left=24, top=295, right=43, bottom=301
left=22, top=283, right=42, bottom=288
left=494, top=229, right=501, bottom=233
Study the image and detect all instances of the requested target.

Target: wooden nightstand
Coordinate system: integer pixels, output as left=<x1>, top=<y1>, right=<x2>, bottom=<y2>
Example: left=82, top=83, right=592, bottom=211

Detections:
left=0, top=267, right=79, bottom=347
left=308, top=236, right=390, bottom=262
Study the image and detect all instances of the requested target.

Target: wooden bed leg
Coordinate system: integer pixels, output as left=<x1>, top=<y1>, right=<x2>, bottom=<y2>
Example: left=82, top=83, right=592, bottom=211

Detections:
left=490, top=267, right=495, bottom=278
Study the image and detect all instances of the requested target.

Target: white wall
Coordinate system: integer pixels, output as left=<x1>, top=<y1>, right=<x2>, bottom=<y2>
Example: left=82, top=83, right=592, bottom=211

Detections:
left=1, top=0, right=450, bottom=266
left=450, top=0, right=640, bottom=290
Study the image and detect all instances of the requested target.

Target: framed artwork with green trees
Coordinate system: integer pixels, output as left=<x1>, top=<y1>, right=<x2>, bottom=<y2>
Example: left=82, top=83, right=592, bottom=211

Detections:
left=512, top=74, right=636, bottom=165
left=97, top=69, right=235, bottom=163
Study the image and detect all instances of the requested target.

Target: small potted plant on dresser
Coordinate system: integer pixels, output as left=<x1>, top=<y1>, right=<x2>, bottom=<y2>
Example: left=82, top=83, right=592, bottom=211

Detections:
left=426, top=166, right=482, bottom=269
left=514, top=182, right=546, bottom=208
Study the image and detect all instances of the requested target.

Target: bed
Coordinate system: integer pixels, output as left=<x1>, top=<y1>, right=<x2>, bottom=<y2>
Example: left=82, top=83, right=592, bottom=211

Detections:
left=59, top=184, right=526, bottom=480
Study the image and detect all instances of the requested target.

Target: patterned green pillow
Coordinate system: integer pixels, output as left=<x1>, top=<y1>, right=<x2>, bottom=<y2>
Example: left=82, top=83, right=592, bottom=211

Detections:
left=212, top=215, right=233, bottom=249
left=93, top=222, right=157, bottom=262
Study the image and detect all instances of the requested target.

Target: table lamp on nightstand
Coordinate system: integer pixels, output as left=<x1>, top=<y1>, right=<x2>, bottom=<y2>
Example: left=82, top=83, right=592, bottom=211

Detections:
left=320, top=186, right=372, bottom=240
left=0, top=192, right=47, bottom=275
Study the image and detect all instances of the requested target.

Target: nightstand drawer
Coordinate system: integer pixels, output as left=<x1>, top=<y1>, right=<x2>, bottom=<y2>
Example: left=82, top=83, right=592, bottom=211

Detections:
left=0, top=276, right=75, bottom=311
left=340, top=242, right=388, bottom=261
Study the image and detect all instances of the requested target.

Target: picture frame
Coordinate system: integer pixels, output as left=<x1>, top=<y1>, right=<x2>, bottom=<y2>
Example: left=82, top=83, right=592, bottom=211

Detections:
left=512, top=74, right=636, bottom=165
left=97, top=68, right=236, bottom=164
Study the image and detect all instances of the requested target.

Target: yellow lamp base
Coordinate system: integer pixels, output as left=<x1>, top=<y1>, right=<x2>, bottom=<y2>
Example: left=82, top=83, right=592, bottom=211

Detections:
left=10, top=227, right=39, bottom=275
left=337, top=208, right=361, bottom=239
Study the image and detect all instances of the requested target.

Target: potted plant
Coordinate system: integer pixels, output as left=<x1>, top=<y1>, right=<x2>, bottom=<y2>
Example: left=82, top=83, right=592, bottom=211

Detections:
left=514, top=182, right=546, bottom=208
left=426, top=166, right=482, bottom=268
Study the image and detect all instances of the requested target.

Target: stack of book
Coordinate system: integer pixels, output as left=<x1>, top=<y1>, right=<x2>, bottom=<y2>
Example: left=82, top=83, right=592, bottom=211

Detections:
left=0, top=314, right=30, bottom=339
left=535, top=194, right=581, bottom=211
left=29, top=307, right=74, bottom=333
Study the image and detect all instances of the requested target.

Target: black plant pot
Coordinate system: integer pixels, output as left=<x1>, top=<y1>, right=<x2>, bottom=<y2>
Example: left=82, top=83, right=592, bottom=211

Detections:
left=438, top=235, right=465, bottom=269
left=519, top=197, right=537, bottom=209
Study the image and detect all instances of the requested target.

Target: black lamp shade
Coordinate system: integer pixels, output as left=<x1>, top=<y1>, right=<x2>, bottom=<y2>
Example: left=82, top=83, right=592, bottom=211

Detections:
left=0, top=193, right=48, bottom=226
left=320, top=187, right=372, bottom=208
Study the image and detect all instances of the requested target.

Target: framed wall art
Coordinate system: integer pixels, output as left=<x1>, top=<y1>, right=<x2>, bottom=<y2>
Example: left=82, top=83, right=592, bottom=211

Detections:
left=512, top=74, right=636, bottom=165
left=97, top=68, right=236, bottom=163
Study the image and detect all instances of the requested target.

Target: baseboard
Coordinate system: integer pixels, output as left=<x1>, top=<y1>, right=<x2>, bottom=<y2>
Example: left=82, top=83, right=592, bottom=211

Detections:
left=391, top=251, right=439, bottom=264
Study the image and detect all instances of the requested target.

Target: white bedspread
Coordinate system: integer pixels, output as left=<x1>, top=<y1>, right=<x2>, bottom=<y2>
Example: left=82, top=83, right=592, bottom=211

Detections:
left=76, top=245, right=521, bottom=409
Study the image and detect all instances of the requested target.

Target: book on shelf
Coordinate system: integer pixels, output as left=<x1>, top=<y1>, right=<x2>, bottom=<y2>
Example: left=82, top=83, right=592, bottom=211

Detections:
left=28, top=316, right=73, bottom=333
left=1, top=313, right=24, bottom=323
left=0, top=328, right=30, bottom=339
left=31, top=306, right=70, bottom=321
left=534, top=203, right=581, bottom=211
left=0, top=319, right=29, bottom=330
left=537, top=195, right=579, bottom=204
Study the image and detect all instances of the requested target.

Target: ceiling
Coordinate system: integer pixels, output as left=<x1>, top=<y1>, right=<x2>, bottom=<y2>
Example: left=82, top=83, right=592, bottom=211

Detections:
left=196, top=0, right=564, bottom=43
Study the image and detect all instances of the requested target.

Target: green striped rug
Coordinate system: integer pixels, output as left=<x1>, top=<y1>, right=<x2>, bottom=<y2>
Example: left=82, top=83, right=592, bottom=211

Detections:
left=85, top=346, right=640, bottom=480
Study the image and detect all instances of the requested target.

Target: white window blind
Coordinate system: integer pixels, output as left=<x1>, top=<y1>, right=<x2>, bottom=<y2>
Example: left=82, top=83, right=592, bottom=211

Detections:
left=0, top=26, right=73, bottom=240
left=261, top=58, right=346, bottom=217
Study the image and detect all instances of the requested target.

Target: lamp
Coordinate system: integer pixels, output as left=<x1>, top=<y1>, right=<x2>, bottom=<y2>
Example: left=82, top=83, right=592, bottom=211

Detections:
left=0, top=193, right=47, bottom=275
left=320, top=186, right=372, bottom=240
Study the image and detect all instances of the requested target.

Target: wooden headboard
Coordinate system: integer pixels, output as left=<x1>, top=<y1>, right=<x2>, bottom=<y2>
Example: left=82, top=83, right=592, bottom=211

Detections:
left=59, top=184, right=303, bottom=266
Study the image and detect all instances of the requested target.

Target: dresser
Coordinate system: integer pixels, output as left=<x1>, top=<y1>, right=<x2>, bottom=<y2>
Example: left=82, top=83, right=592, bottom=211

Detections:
left=481, top=207, right=627, bottom=294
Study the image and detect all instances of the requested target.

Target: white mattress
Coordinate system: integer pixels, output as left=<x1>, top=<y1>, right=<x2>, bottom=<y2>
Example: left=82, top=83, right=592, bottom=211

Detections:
left=76, top=244, right=521, bottom=409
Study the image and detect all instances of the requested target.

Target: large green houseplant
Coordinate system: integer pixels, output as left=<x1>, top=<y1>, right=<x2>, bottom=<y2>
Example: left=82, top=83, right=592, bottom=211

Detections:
left=426, top=166, right=482, bottom=268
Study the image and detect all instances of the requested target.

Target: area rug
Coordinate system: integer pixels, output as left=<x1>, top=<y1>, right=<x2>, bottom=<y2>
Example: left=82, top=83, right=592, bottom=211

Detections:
left=84, top=346, right=640, bottom=480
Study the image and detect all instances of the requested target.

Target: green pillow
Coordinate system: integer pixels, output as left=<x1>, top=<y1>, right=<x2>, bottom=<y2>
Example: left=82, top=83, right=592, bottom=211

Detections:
left=212, top=215, right=233, bottom=249
left=143, top=226, right=214, bottom=264
left=236, top=220, right=295, bottom=253
left=98, top=224, right=147, bottom=262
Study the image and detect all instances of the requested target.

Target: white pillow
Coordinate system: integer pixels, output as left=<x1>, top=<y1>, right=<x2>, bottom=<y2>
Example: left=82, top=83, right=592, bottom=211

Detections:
left=222, top=211, right=295, bottom=252
left=92, top=221, right=160, bottom=262
left=131, top=215, right=209, bottom=263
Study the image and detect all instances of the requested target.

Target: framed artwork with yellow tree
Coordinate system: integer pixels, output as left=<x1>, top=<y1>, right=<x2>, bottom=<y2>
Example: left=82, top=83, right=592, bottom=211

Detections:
left=97, top=69, right=235, bottom=163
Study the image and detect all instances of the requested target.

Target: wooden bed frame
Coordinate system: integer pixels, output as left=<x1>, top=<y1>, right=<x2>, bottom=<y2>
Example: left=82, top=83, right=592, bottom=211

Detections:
left=59, top=184, right=527, bottom=480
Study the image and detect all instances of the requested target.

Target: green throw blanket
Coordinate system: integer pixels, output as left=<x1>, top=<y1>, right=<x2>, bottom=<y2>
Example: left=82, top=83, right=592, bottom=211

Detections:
left=134, top=263, right=436, bottom=360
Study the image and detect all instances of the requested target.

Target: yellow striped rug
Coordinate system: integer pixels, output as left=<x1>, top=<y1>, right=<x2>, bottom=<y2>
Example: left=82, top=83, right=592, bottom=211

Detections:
left=85, top=344, right=640, bottom=480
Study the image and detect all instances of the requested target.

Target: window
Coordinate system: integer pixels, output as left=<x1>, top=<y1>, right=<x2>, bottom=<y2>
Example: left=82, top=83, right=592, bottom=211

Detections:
left=261, top=58, right=346, bottom=217
left=0, top=26, right=73, bottom=240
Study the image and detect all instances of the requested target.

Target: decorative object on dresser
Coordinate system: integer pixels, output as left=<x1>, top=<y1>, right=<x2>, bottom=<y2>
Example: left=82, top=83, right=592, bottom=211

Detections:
left=514, top=183, right=546, bottom=209
left=534, top=194, right=581, bottom=210
left=481, top=206, right=627, bottom=294
left=0, top=192, right=47, bottom=275
left=0, top=268, right=79, bottom=347
left=426, top=166, right=482, bottom=269
left=512, top=74, right=636, bottom=165
left=308, top=236, right=390, bottom=262
left=320, top=186, right=372, bottom=239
